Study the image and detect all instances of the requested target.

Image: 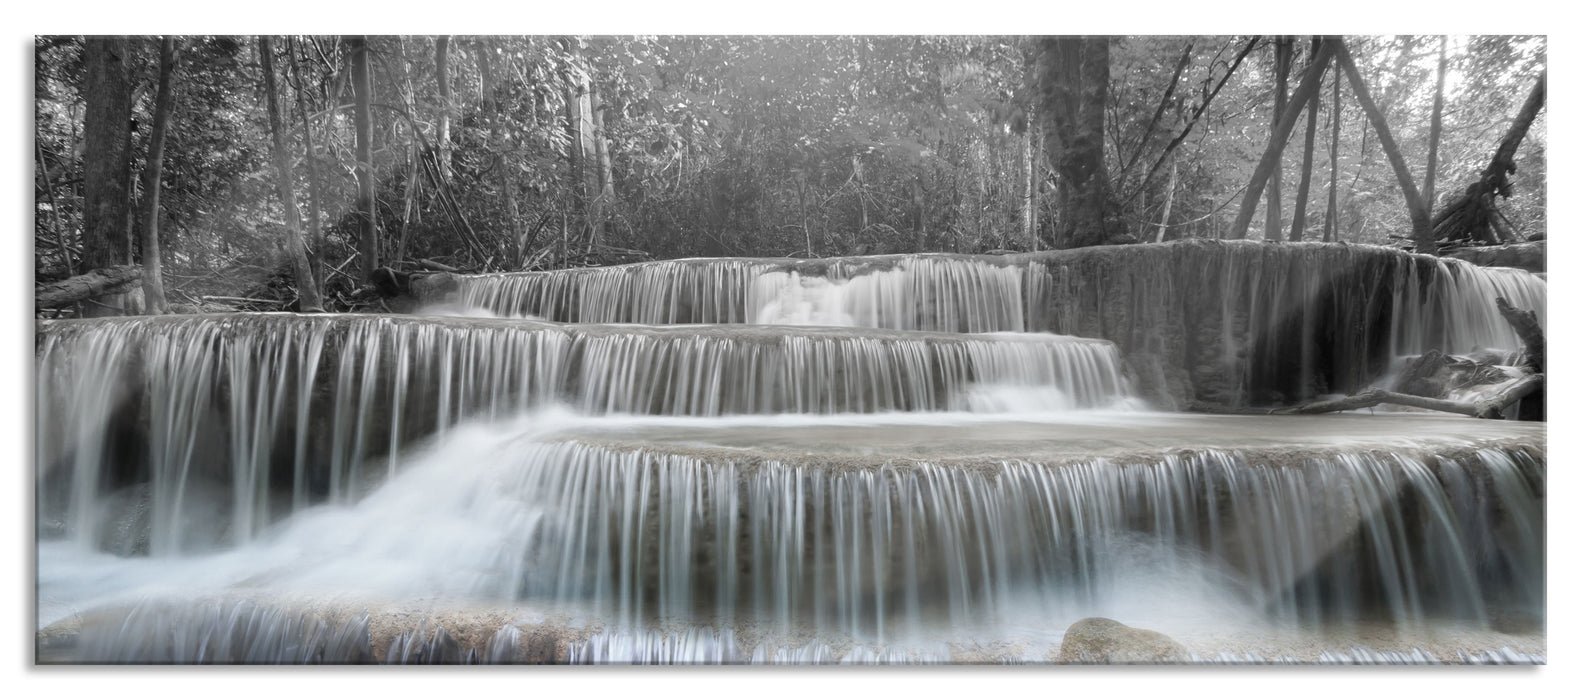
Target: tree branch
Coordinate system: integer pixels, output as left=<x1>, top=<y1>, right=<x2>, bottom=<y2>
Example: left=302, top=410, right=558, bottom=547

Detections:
left=1120, top=40, right=1194, bottom=177
left=1229, top=38, right=1335, bottom=239
left=1124, top=36, right=1259, bottom=206
left=1275, top=376, right=1542, bottom=420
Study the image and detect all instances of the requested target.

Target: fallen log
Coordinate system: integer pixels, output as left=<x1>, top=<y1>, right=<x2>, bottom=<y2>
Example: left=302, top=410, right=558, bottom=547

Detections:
left=35, top=265, right=143, bottom=309
left=1281, top=295, right=1544, bottom=420
left=1275, top=374, right=1543, bottom=419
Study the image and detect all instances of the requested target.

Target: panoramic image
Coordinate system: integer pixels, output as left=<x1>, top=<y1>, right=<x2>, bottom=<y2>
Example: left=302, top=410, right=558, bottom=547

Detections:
left=32, top=34, right=1546, bottom=666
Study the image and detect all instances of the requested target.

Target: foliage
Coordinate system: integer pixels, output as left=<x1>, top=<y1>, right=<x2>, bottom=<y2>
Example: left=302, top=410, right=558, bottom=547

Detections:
left=34, top=35, right=1546, bottom=313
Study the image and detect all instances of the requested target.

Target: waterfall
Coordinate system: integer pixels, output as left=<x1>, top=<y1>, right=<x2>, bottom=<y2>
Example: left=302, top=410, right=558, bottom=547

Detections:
left=505, top=428, right=1542, bottom=638
left=36, top=313, right=1137, bottom=553
left=747, top=257, right=1035, bottom=332
left=36, top=242, right=1546, bottom=665
left=431, top=242, right=1546, bottom=406
left=40, top=411, right=1544, bottom=664
left=446, top=254, right=1037, bottom=330
left=456, top=258, right=777, bottom=324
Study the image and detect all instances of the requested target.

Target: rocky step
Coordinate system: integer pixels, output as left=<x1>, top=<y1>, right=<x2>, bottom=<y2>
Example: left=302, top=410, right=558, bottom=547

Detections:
left=37, top=312, right=1136, bottom=552
left=37, top=596, right=1545, bottom=665
left=507, top=412, right=1543, bottom=630
left=50, top=412, right=1542, bottom=637
left=409, top=240, right=1546, bottom=408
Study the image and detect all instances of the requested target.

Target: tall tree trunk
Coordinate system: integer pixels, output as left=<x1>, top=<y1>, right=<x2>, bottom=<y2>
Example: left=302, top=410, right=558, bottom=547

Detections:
left=563, top=37, right=597, bottom=251
left=1037, top=36, right=1111, bottom=248
left=1324, top=67, right=1342, bottom=242
left=591, top=84, right=614, bottom=198
left=560, top=38, right=596, bottom=251
left=347, top=35, right=379, bottom=281
left=853, top=151, right=868, bottom=233
left=794, top=171, right=813, bottom=256
left=1230, top=39, right=1335, bottom=241
left=392, top=37, right=418, bottom=266
left=1289, top=38, right=1322, bottom=242
left=590, top=79, right=615, bottom=251
left=474, top=39, right=522, bottom=264
left=289, top=36, right=325, bottom=290
left=1264, top=36, right=1292, bottom=241
left=81, top=36, right=134, bottom=317
left=1333, top=39, right=1433, bottom=254
left=1019, top=39, right=1041, bottom=251
left=1422, top=35, right=1448, bottom=216
left=261, top=36, right=324, bottom=312
left=560, top=79, right=582, bottom=213
left=137, top=36, right=178, bottom=315
left=435, top=36, right=452, bottom=182
left=1022, top=123, right=1038, bottom=249
left=1155, top=157, right=1177, bottom=243
left=1343, top=96, right=1374, bottom=241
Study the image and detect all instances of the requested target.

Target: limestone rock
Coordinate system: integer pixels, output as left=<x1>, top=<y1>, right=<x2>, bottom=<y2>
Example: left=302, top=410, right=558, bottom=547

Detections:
left=1055, top=617, right=1189, bottom=664
left=1444, top=241, right=1545, bottom=274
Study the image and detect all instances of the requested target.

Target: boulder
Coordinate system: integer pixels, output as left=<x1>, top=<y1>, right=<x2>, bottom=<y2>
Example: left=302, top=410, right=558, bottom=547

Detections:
left=1055, top=617, right=1189, bottom=664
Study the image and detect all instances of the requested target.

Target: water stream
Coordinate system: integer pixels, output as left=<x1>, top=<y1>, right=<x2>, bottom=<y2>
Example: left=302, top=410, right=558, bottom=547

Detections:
left=35, top=242, right=1546, bottom=664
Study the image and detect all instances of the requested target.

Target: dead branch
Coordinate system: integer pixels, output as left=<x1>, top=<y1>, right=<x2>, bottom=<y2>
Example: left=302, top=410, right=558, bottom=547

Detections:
left=1276, top=375, right=1543, bottom=419
left=1430, top=71, right=1545, bottom=246
left=414, top=258, right=458, bottom=272
left=202, top=295, right=286, bottom=306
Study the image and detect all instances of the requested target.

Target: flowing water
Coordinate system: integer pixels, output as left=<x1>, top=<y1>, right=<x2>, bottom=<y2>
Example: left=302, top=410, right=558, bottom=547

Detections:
left=439, top=242, right=1546, bottom=406
left=35, top=242, right=1546, bottom=664
left=36, top=314, right=1137, bottom=555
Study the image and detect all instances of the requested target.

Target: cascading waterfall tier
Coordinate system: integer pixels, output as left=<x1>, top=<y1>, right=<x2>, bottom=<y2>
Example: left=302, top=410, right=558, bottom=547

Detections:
left=35, top=313, right=1134, bottom=555
left=510, top=414, right=1544, bottom=638
left=38, top=413, right=1544, bottom=665
left=36, top=243, right=1547, bottom=665
left=416, top=241, right=1546, bottom=406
